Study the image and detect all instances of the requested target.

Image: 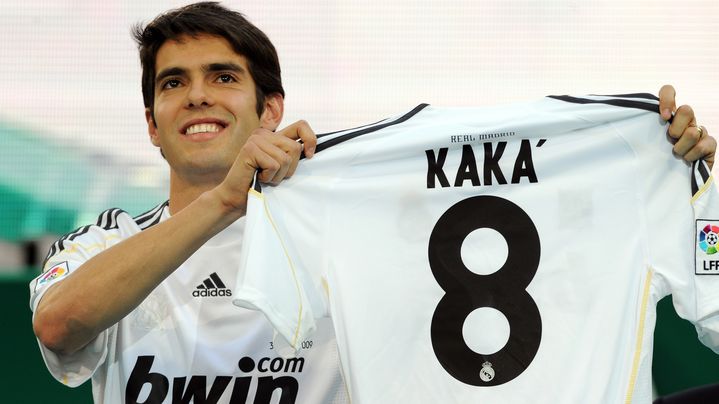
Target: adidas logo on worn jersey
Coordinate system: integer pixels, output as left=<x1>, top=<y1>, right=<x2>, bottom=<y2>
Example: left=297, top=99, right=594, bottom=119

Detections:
left=193, top=272, right=232, bottom=297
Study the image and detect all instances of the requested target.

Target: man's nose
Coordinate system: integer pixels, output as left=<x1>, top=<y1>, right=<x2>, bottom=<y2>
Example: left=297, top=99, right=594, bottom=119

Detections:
left=186, top=81, right=214, bottom=108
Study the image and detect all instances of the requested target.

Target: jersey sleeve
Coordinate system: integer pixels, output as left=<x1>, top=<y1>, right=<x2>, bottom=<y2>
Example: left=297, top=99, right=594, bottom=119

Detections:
left=655, top=161, right=719, bottom=353
left=569, top=98, right=719, bottom=354
left=233, top=178, right=330, bottom=351
left=28, top=218, right=121, bottom=387
left=680, top=162, right=719, bottom=351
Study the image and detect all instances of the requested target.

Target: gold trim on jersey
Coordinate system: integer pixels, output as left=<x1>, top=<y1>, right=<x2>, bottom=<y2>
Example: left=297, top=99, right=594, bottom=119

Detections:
left=691, top=175, right=714, bottom=204
left=624, top=267, right=654, bottom=404
left=251, top=189, right=304, bottom=348
left=61, top=236, right=120, bottom=258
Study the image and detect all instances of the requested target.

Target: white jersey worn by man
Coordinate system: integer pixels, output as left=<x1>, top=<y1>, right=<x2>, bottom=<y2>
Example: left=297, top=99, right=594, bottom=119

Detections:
left=30, top=205, right=348, bottom=404
left=232, top=94, right=719, bottom=404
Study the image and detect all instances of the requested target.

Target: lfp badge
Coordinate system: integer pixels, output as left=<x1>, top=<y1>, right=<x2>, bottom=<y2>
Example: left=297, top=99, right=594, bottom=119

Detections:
left=696, top=220, right=719, bottom=274
left=36, top=261, right=70, bottom=288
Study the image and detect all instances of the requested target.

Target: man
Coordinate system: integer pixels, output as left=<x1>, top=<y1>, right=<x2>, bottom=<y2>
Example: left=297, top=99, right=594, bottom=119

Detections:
left=29, top=2, right=714, bottom=403
left=30, top=3, right=345, bottom=403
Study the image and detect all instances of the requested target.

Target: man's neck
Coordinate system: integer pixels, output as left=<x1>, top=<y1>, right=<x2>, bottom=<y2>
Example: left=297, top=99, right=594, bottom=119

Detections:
left=167, top=170, right=225, bottom=215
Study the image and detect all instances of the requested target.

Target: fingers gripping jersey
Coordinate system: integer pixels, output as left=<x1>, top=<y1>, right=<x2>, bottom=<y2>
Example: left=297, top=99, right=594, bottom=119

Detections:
left=232, top=95, right=719, bottom=404
left=30, top=203, right=348, bottom=404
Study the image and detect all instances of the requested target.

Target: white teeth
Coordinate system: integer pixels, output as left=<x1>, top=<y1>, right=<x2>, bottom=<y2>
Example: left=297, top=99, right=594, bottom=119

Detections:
left=186, top=123, right=221, bottom=135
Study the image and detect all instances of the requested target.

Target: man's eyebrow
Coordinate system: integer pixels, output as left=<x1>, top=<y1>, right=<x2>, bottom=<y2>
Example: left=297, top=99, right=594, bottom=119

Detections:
left=203, top=62, right=247, bottom=74
left=155, top=67, right=186, bottom=86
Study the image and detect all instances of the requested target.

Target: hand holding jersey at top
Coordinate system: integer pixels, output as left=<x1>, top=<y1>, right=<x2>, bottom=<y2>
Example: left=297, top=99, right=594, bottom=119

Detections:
left=658, top=84, right=715, bottom=168
left=27, top=2, right=714, bottom=404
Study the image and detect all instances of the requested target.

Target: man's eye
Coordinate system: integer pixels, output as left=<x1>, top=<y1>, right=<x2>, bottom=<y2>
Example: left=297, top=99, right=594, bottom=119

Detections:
left=161, top=79, right=181, bottom=89
left=217, top=74, right=235, bottom=83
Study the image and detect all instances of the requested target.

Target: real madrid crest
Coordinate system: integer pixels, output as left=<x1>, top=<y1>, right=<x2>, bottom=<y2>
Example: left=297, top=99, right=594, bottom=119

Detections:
left=480, top=361, right=495, bottom=382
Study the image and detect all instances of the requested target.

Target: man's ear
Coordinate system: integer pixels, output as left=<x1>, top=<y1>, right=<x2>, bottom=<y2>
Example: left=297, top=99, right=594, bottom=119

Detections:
left=145, top=108, right=161, bottom=147
left=259, top=93, right=284, bottom=131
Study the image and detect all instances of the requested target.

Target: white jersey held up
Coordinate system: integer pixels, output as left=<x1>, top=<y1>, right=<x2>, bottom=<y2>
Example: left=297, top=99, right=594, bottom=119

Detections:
left=232, top=94, right=719, bottom=404
left=30, top=204, right=348, bottom=404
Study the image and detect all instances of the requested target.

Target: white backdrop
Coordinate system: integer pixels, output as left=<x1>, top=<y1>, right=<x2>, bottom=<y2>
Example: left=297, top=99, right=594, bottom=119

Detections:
left=0, top=0, right=717, bottom=214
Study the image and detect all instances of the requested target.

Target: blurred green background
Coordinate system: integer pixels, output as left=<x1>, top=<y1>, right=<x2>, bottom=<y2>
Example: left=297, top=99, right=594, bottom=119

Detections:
left=0, top=121, right=164, bottom=402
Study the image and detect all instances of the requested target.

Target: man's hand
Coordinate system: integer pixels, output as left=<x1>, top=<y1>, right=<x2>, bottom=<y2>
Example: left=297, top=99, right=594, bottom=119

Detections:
left=252, top=120, right=317, bottom=184
left=216, top=120, right=317, bottom=215
left=659, top=85, right=715, bottom=168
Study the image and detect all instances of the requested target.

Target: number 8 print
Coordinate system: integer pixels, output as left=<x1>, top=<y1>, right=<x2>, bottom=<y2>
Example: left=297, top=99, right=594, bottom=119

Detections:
left=429, top=195, right=542, bottom=386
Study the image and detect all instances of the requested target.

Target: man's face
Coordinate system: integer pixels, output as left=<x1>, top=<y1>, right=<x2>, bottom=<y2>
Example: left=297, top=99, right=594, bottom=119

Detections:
left=147, top=34, right=281, bottom=180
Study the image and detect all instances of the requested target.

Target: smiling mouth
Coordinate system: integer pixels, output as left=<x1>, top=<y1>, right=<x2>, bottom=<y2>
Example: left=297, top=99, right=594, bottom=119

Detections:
left=185, top=123, right=224, bottom=135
